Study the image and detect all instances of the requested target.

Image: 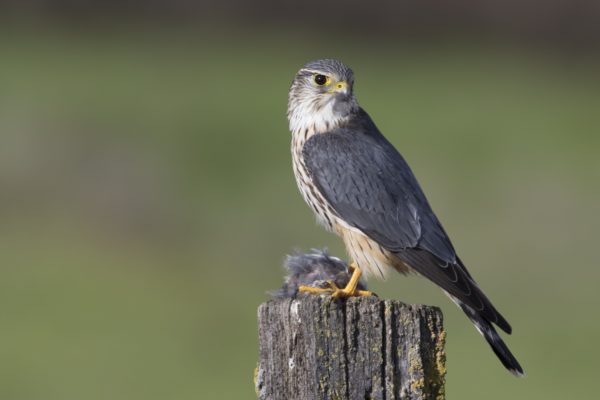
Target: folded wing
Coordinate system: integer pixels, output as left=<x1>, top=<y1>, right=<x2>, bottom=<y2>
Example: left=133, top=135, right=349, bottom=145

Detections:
left=302, top=110, right=511, bottom=333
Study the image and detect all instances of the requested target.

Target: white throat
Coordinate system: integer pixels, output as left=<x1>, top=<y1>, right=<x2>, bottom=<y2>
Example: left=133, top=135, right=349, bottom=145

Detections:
left=288, top=98, right=349, bottom=135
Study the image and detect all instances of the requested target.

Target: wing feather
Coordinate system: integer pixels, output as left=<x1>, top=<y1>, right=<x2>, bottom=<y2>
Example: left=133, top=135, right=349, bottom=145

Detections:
left=302, top=109, right=511, bottom=333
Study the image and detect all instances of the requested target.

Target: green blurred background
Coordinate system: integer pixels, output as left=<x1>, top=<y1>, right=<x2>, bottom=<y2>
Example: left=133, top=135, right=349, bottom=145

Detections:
left=0, top=2, right=599, bottom=399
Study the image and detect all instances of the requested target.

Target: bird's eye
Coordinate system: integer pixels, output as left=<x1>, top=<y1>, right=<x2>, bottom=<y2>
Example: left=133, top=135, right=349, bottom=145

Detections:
left=314, top=74, right=328, bottom=86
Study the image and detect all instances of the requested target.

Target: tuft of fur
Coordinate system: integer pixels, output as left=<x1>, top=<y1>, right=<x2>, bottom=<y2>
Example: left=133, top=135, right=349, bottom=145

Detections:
left=273, top=249, right=368, bottom=298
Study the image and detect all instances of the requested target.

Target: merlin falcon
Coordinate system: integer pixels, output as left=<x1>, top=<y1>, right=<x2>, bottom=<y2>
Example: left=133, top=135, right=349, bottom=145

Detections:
left=287, top=59, right=524, bottom=376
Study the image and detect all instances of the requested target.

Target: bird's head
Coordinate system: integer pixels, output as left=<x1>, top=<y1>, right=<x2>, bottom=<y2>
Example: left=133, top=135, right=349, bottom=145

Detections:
left=287, top=59, right=359, bottom=134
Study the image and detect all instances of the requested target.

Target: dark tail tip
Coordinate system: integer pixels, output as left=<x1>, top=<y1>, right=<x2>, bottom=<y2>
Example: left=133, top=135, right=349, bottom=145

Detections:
left=459, top=302, right=525, bottom=377
left=487, top=332, right=525, bottom=377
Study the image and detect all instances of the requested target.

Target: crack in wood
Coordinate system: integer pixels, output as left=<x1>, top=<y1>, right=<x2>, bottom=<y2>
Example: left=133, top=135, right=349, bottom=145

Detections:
left=257, top=296, right=445, bottom=400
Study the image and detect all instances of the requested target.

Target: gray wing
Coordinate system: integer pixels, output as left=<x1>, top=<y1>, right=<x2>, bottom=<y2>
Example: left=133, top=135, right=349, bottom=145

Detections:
left=302, top=110, right=511, bottom=333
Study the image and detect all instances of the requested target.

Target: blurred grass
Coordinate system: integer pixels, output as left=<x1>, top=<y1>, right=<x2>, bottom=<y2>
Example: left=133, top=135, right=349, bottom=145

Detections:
left=0, top=28, right=599, bottom=399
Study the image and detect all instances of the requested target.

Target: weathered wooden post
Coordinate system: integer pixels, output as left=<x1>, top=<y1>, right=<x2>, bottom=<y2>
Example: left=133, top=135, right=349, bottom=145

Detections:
left=255, top=296, right=446, bottom=400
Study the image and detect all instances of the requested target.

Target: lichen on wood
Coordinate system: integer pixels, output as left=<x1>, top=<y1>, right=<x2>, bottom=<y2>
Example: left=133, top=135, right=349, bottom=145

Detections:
left=256, top=296, right=445, bottom=400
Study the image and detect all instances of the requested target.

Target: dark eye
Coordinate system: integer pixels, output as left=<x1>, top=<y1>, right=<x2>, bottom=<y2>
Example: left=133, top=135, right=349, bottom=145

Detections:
left=314, top=74, right=328, bottom=85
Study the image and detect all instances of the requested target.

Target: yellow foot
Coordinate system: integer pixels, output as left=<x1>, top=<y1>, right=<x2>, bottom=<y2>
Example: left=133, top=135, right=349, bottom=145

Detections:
left=298, top=283, right=338, bottom=295
left=298, top=264, right=374, bottom=298
left=298, top=283, right=373, bottom=298
left=332, top=287, right=373, bottom=298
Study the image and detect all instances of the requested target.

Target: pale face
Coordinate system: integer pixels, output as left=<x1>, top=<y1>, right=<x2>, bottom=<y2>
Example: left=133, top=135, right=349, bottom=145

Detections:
left=287, top=60, right=358, bottom=134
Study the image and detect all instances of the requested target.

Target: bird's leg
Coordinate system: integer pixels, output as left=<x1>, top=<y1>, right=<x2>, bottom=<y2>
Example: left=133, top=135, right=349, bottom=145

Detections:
left=331, top=263, right=373, bottom=298
left=297, top=263, right=373, bottom=298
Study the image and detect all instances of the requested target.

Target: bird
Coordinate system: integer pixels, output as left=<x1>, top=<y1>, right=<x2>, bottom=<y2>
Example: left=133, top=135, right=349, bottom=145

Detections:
left=287, top=58, right=524, bottom=376
left=274, top=249, right=369, bottom=298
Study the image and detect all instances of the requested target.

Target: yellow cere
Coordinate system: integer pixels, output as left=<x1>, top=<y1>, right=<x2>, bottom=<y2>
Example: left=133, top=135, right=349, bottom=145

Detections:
left=327, top=80, right=348, bottom=94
